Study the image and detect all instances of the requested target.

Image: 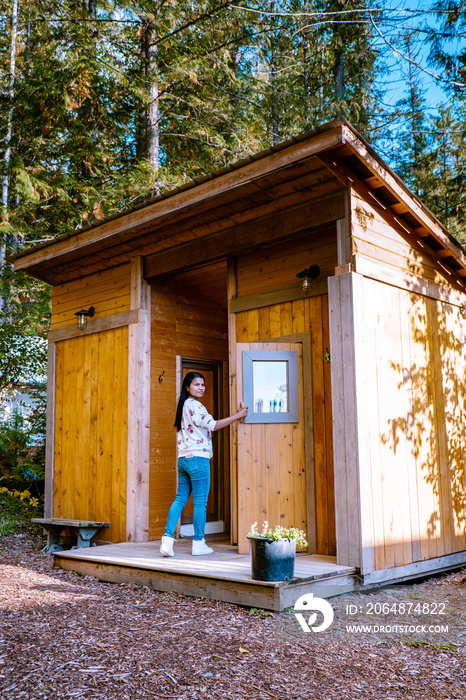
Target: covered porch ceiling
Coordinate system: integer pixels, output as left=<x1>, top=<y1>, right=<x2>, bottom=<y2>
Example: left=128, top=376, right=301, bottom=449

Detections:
left=13, top=118, right=466, bottom=290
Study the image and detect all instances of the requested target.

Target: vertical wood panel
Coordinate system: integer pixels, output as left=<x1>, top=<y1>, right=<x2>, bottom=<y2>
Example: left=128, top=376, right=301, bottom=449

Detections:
left=321, top=296, right=336, bottom=555
left=427, top=299, right=451, bottom=556
left=442, top=304, right=466, bottom=552
left=408, top=296, right=439, bottom=562
left=53, top=328, right=128, bottom=543
left=258, top=306, right=270, bottom=339
left=346, top=274, right=466, bottom=574
left=328, top=273, right=361, bottom=567
left=279, top=303, right=292, bottom=336
left=88, top=333, right=100, bottom=522
left=292, top=299, right=305, bottom=334
left=228, top=258, right=238, bottom=544
left=113, top=328, right=124, bottom=541
left=397, top=288, right=416, bottom=566
left=53, top=342, right=64, bottom=516
left=269, top=304, right=281, bottom=338
left=44, top=341, right=56, bottom=518
left=309, top=296, right=328, bottom=552
left=74, top=335, right=85, bottom=522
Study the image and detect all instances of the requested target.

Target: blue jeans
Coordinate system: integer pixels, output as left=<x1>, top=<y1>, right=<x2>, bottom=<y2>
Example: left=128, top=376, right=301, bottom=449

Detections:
left=165, top=457, right=211, bottom=541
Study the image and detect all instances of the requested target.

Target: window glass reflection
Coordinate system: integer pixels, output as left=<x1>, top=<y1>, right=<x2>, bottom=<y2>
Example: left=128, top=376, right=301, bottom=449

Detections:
left=252, top=361, right=288, bottom=413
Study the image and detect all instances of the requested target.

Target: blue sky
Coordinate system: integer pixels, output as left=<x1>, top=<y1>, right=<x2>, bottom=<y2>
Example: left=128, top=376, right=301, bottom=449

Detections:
left=375, top=1, right=463, bottom=114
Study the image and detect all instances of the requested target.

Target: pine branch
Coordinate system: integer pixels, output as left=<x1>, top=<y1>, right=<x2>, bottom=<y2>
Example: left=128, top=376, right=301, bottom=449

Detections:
left=369, top=11, right=466, bottom=89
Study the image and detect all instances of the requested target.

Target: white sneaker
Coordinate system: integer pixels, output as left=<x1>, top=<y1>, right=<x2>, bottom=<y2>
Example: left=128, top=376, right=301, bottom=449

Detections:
left=160, top=535, right=174, bottom=557
left=192, top=538, right=213, bottom=556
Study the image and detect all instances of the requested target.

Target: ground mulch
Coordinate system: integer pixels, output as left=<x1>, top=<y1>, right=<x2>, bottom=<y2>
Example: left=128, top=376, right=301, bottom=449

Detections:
left=1, top=533, right=465, bottom=699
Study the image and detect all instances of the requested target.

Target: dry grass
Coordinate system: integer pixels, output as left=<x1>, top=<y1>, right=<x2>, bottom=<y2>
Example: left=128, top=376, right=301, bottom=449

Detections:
left=1, top=533, right=465, bottom=699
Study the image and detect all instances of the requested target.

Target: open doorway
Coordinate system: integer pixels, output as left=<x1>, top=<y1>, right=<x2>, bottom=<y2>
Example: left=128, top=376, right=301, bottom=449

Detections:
left=177, top=357, right=229, bottom=537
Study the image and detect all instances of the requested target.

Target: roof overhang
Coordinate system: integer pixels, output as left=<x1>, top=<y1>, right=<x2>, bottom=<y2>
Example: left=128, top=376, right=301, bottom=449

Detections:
left=13, top=118, right=466, bottom=288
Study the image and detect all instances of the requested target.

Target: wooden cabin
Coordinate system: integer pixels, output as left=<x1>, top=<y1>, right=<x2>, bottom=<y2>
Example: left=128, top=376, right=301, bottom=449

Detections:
left=15, top=117, right=466, bottom=588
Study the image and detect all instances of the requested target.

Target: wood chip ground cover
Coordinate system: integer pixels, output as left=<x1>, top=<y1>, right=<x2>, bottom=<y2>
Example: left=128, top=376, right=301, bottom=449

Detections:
left=1, top=534, right=465, bottom=699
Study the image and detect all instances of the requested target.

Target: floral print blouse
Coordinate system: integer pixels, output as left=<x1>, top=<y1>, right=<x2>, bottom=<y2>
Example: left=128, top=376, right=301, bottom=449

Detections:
left=177, top=398, right=217, bottom=459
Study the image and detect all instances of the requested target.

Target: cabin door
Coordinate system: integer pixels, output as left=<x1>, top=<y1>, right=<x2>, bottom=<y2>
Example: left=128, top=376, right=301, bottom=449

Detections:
left=179, top=358, right=226, bottom=534
left=235, top=341, right=309, bottom=553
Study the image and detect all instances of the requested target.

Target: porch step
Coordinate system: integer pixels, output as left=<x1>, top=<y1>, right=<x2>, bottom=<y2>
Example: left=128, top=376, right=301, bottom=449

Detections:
left=53, top=540, right=358, bottom=612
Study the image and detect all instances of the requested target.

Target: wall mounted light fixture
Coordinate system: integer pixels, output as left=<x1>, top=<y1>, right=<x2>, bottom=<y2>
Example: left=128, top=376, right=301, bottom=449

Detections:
left=296, top=265, right=320, bottom=295
left=460, top=305, right=466, bottom=318
left=74, top=306, right=95, bottom=331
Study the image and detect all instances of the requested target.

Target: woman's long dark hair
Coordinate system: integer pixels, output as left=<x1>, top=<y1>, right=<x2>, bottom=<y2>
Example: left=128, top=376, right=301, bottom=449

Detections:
left=174, top=371, right=205, bottom=431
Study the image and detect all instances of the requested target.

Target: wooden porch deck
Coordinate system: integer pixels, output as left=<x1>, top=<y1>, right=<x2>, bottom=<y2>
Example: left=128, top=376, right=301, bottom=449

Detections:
left=53, top=538, right=359, bottom=612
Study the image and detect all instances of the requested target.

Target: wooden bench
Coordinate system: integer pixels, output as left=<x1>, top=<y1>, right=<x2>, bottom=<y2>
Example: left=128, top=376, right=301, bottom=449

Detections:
left=31, top=518, right=110, bottom=554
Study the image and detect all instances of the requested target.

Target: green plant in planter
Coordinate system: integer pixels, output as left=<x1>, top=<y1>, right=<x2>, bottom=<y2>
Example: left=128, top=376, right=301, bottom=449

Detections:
left=248, top=521, right=308, bottom=548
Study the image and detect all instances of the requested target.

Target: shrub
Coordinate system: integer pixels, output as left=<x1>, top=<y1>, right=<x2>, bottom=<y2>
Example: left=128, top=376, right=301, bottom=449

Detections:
left=0, top=401, right=46, bottom=508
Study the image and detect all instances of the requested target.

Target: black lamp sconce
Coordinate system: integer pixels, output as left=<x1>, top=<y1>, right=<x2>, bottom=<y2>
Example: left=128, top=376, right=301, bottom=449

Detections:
left=460, top=305, right=466, bottom=319
left=74, top=306, right=95, bottom=331
left=296, top=265, right=320, bottom=295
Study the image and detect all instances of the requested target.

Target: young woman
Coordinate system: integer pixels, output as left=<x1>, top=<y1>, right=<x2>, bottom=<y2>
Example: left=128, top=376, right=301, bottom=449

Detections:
left=160, top=371, right=248, bottom=557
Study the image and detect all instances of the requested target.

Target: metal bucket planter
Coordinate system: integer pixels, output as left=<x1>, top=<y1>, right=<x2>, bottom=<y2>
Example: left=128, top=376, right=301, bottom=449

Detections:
left=248, top=536, right=296, bottom=581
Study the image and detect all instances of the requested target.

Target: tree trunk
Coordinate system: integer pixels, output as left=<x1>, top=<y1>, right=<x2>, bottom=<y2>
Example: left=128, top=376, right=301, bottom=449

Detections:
left=83, top=0, right=96, bottom=18
left=145, top=21, right=160, bottom=171
left=334, top=49, right=345, bottom=105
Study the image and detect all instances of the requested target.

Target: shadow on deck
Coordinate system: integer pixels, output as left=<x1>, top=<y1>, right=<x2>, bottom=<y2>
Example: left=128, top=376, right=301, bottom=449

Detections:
left=53, top=538, right=359, bottom=611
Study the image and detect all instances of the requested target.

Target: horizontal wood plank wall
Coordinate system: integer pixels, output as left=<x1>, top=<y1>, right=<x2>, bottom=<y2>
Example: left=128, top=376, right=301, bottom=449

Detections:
left=149, top=279, right=228, bottom=539
left=51, top=263, right=131, bottom=329
left=236, top=227, right=337, bottom=297
left=350, top=191, right=459, bottom=289
left=234, top=296, right=336, bottom=556
left=348, top=272, right=466, bottom=572
left=53, top=328, right=128, bottom=542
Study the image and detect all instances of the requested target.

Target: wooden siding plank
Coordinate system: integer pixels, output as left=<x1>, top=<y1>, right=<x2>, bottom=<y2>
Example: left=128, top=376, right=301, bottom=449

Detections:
left=374, top=286, right=409, bottom=568
left=292, top=344, right=307, bottom=537
left=45, top=341, right=56, bottom=517
left=258, top=306, right=270, bottom=339
left=407, top=297, right=438, bottom=561
left=291, top=299, right=305, bottom=335
left=269, top=304, right=281, bottom=338
left=442, top=305, right=466, bottom=552
left=321, top=296, right=336, bottom=556
left=235, top=228, right=338, bottom=297
left=328, top=274, right=361, bottom=567
left=427, top=300, right=452, bottom=557
left=398, top=288, right=418, bottom=565
left=88, top=333, right=100, bottom=526
left=353, top=255, right=465, bottom=309
left=309, top=296, right=328, bottom=553
left=328, top=275, right=350, bottom=565
left=74, top=335, right=85, bottom=521
left=53, top=342, right=64, bottom=517
left=399, top=291, right=422, bottom=564
left=228, top=258, right=239, bottom=545
left=279, top=303, right=293, bottom=336
left=51, top=264, right=131, bottom=329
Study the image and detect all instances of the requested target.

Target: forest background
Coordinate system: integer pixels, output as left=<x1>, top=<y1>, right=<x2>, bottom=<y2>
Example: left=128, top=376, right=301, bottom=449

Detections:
left=1, top=0, right=466, bottom=509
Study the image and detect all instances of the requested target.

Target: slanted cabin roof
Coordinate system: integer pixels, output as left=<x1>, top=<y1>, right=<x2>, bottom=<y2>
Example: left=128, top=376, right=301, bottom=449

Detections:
left=13, top=117, right=466, bottom=288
